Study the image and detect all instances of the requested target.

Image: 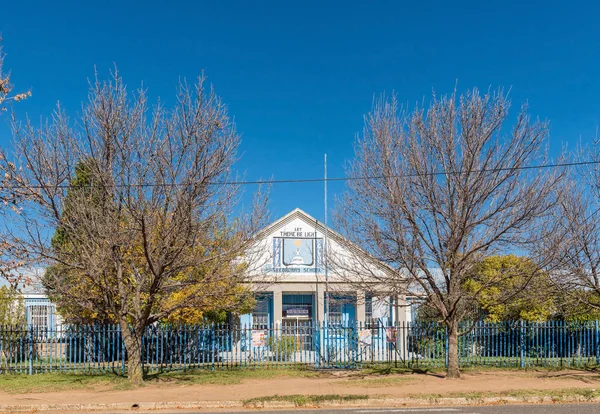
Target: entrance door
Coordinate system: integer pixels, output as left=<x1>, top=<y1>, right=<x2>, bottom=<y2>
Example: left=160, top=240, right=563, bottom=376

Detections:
left=282, top=294, right=314, bottom=351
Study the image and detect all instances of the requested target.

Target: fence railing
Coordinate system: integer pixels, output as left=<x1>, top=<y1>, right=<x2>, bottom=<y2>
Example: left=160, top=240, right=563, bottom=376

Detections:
left=1, top=320, right=599, bottom=374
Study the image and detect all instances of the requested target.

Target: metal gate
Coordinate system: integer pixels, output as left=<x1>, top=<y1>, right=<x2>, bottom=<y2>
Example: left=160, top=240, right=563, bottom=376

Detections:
left=320, top=324, right=359, bottom=368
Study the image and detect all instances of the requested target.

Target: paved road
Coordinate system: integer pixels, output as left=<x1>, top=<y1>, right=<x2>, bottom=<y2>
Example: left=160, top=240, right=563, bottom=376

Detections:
left=142, top=406, right=600, bottom=414
left=302, top=407, right=600, bottom=414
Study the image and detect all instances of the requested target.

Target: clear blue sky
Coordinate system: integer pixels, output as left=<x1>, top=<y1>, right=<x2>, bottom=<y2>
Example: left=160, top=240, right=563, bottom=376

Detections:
left=2, top=0, right=599, bottom=223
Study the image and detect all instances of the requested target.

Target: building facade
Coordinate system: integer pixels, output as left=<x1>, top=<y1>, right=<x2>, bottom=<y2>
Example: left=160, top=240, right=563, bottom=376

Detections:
left=240, top=208, right=411, bottom=329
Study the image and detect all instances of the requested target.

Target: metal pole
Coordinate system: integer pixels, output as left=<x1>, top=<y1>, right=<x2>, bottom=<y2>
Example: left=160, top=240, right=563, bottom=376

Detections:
left=324, top=153, right=329, bottom=326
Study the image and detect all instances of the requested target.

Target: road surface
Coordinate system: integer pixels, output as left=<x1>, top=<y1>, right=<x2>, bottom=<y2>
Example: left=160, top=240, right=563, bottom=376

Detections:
left=144, top=406, right=600, bottom=414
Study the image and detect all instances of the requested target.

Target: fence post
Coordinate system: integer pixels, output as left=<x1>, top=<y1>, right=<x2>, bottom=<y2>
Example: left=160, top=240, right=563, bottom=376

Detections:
left=594, top=319, right=600, bottom=365
left=28, top=325, right=33, bottom=375
left=314, top=322, right=320, bottom=370
left=445, top=324, right=449, bottom=368
left=520, top=320, right=525, bottom=368
left=120, top=325, right=126, bottom=375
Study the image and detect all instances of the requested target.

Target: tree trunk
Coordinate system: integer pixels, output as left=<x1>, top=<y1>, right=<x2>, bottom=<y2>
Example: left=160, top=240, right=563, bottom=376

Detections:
left=446, top=318, right=461, bottom=379
left=121, top=322, right=144, bottom=386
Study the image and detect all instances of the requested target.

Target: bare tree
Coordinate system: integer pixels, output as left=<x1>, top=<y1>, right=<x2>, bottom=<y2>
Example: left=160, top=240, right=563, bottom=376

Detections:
left=335, top=88, right=563, bottom=378
left=0, top=70, right=268, bottom=384
left=0, top=39, right=30, bottom=282
left=550, top=146, right=600, bottom=311
left=0, top=39, right=29, bottom=111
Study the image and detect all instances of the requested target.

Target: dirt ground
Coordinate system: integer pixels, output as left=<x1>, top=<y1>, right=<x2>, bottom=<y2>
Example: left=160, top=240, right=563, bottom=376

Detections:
left=2, top=369, right=600, bottom=406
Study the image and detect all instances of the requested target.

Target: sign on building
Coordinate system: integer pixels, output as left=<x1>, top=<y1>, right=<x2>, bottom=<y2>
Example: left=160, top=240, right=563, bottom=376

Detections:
left=285, top=307, right=310, bottom=317
left=251, top=330, right=266, bottom=347
left=386, top=327, right=397, bottom=343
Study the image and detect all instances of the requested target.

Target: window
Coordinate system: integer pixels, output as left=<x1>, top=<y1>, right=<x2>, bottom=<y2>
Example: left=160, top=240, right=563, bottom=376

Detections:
left=327, top=297, right=343, bottom=326
left=365, top=295, right=380, bottom=335
left=326, top=294, right=355, bottom=328
left=29, top=304, right=49, bottom=331
left=282, top=294, right=313, bottom=320
left=252, top=295, right=271, bottom=329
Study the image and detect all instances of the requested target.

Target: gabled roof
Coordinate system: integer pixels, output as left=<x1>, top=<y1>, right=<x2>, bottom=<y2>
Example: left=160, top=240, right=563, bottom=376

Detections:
left=256, top=208, right=333, bottom=239
left=255, top=208, right=401, bottom=278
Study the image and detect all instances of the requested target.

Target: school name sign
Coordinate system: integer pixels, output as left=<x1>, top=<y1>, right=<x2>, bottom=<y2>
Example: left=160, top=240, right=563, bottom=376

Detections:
left=263, top=265, right=325, bottom=273
left=264, top=227, right=327, bottom=273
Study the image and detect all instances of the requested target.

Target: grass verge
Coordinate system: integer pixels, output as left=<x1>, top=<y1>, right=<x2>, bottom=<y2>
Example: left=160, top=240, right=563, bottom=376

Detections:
left=0, top=368, right=319, bottom=394
left=0, top=373, right=129, bottom=394
left=146, top=367, right=319, bottom=385
left=243, top=394, right=369, bottom=407
left=411, top=388, right=600, bottom=402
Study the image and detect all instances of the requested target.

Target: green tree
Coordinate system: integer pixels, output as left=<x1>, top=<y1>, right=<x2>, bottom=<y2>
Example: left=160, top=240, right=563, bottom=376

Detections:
left=553, top=291, right=600, bottom=322
left=0, top=285, right=26, bottom=325
left=44, top=160, right=113, bottom=324
left=464, top=255, right=556, bottom=322
left=47, top=160, right=258, bottom=326
left=0, top=285, right=28, bottom=366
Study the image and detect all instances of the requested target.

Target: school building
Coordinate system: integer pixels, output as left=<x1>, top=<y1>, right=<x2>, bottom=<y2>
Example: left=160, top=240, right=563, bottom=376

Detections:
left=240, top=208, right=412, bottom=329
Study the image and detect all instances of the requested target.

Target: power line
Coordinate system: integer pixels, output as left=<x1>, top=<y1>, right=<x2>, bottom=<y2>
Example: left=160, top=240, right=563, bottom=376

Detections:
left=1, top=159, right=598, bottom=190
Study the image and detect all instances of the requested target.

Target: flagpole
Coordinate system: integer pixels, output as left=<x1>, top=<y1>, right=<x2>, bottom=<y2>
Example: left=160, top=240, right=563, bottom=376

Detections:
left=324, top=153, right=329, bottom=327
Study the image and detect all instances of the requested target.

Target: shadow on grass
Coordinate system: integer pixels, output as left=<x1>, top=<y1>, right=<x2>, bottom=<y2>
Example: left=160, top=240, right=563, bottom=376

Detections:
left=365, top=366, right=446, bottom=378
left=142, top=366, right=320, bottom=385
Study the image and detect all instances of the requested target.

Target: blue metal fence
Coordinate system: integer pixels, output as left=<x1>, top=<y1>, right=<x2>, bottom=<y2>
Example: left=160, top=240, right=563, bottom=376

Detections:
left=1, top=320, right=599, bottom=374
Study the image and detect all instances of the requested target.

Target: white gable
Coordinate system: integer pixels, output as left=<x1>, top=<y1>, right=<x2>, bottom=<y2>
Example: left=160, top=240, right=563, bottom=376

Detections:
left=246, top=208, right=396, bottom=285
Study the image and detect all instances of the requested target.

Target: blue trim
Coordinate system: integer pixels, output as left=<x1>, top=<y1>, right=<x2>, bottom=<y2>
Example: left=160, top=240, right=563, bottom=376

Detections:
left=282, top=293, right=315, bottom=320
left=327, top=294, right=357, bottom=325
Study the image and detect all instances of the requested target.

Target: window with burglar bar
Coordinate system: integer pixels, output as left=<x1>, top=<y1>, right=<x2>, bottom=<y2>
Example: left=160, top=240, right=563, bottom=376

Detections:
left=365, top=295, right=380, bottom=335
left=28, top=304, right=50, bottom=331
left=252, top=295, right=270, bottom=329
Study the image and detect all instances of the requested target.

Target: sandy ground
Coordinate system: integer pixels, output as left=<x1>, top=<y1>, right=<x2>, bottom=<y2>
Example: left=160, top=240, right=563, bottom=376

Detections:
left=2, top=370, right=600, bottom=406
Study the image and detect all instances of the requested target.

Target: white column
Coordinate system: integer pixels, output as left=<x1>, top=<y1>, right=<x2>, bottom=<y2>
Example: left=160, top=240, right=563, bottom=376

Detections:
left=395, top=295, right=411, bottom=323
left=356, top=291, right=366, bottom=325
left=395, top=295, right=410, bottom=358
left=316, top=287, right=325, bottom=325
left=273, top=289, right=283, bottom=326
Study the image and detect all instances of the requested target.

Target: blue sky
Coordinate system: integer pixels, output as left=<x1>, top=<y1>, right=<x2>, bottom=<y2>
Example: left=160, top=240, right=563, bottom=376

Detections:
left=2, top=0, right=600, bottom=223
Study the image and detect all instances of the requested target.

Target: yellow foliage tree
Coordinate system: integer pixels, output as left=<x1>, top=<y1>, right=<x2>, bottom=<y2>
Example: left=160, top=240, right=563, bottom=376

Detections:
left=463, top=255, right=555, bottom=322
left=46, top=162, right=256, bottom=325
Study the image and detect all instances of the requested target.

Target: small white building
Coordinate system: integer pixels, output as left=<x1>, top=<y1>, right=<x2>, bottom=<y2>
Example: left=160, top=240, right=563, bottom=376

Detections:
left=21, top=280, right=62, bottom=332
left=0, top=269, right=61, bottom=331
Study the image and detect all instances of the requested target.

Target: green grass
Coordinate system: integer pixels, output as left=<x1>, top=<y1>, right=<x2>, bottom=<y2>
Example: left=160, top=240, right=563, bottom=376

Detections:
left=0, top=368, right=319, bottom=393
left=3, top=365, right=600, bottom=396
left=410, top=388, right=600, bottom=402
left=0, top=373, right=130, bottom=394
left=146, top=367, right=319, bottom=385
left=243, top=394, right=369, bottom=407
left=457, top=364, right=600, bottom=374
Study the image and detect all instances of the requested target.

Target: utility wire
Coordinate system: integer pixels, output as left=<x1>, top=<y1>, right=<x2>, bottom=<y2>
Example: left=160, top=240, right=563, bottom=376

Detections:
left=0, top=159, right=598, bottom=190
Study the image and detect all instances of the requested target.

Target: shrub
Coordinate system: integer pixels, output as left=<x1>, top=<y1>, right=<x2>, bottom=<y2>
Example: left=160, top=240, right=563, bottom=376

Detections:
left=267, top=335, right=300, bottom=361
